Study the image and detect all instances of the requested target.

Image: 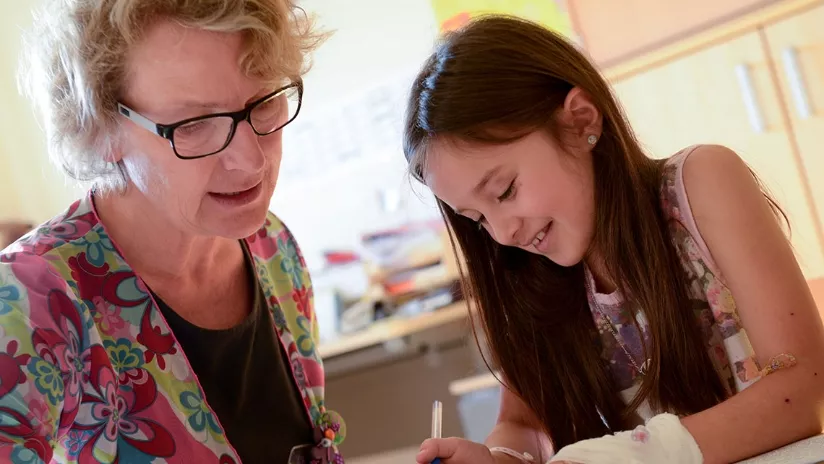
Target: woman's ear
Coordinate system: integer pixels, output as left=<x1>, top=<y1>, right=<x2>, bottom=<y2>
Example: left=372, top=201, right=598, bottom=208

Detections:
left=559, top=87, right=603, bottom=149
left=104, top=150, right=123, bottom=164
left=105, top=129, right=127, bottom=164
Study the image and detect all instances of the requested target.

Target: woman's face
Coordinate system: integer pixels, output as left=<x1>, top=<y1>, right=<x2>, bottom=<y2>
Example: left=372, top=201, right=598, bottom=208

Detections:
left=425, top=128, right=598, bottom=267
left=117, top=20, right=283, bottom=239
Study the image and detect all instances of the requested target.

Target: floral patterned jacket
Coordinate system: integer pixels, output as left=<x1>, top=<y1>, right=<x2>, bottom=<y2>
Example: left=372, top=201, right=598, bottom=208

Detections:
left=0, top=195, right=332, bottom=463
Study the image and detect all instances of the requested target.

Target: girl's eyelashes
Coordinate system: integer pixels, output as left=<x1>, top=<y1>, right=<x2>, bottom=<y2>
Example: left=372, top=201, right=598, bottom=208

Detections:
left=497, top=179, right=517, bottom=202
left=465, top=178, right=515, bottom=229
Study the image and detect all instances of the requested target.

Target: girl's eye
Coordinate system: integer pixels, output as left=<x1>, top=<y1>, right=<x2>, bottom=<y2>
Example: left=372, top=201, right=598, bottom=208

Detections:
left=497, top=180, right=516, bottom=202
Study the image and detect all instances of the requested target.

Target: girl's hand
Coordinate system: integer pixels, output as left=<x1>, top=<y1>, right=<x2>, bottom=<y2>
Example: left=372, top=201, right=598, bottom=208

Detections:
left=416, top=437, right=494, bottom=464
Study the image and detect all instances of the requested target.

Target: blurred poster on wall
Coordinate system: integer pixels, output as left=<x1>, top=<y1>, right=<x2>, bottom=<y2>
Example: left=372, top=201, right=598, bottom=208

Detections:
left=431, top=0, right=574, bottom=36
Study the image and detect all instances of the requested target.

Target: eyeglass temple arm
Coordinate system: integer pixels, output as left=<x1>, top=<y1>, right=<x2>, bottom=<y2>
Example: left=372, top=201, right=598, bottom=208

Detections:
left=117, top=103, right=164, bottom=136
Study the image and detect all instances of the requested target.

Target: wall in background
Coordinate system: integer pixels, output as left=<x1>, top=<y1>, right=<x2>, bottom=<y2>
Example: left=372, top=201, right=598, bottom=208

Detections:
left=272, top=0, right=445, bottom=269
left=0, top=153, right=23, bottom=219
left=0, top=2, right=83, bottom=223
left=430, top=0, right=573, bottom=33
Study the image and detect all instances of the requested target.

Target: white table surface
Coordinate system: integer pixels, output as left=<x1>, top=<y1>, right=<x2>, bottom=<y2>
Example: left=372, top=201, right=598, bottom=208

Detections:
left=738, top=434, right=824, bottom=464
left=347, top=436, right=824, bottom=463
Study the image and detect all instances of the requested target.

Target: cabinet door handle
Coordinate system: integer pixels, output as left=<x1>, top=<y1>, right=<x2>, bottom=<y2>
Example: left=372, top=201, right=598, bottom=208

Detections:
left=735, top=64, right=766, bottom=133
left=781, top=47, right=813, bottom=120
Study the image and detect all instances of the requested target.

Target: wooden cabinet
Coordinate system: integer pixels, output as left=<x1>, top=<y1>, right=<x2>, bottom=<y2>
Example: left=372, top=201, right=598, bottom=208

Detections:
left=611, top=33, right=784, bottom=158
left=763, top=3, right=824, bottom=264
left=609, top=6, right=824, bottom=279
left=569, top=0, right=778, bottom=65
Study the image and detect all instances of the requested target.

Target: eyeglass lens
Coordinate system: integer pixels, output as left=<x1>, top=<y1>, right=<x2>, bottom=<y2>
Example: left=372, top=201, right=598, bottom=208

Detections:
left=172, top=86, right=301, bottom=158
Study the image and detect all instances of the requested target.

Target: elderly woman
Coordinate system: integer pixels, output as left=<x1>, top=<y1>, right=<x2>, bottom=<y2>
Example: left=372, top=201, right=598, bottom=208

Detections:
left=0, top=1, right=344, bottom=463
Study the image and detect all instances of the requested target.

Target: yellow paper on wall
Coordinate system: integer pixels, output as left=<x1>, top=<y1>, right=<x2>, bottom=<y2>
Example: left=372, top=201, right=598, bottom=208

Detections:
left=431, top=0, right=573, bottom=35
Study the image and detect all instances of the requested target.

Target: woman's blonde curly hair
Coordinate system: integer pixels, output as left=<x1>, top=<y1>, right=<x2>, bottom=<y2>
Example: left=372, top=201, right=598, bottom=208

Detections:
left=20, top=0, right=325, bottom=192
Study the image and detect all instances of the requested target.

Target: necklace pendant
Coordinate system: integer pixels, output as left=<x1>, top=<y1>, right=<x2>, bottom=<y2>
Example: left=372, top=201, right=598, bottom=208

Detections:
left=638, top=359, right=650, bottom=376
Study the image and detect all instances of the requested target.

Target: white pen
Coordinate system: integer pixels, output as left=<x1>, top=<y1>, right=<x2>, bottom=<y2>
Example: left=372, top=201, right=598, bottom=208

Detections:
left=431, top=400, right=442, bottom=464
left=431, top=400, right=443, bottom=439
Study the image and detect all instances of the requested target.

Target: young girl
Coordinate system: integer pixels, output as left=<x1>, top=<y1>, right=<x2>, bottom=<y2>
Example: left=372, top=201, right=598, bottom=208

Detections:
left=406, top=16, right=824, bottom=464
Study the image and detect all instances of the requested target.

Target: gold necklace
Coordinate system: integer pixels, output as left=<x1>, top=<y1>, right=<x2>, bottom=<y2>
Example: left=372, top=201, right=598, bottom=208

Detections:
left=584, top=276, right=650, bottom=376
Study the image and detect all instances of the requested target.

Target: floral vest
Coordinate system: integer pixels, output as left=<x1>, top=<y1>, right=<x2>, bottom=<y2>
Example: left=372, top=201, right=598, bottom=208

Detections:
left=587, top=146, right=761, bottom=419
left=0, top=195, right=340, bottom=463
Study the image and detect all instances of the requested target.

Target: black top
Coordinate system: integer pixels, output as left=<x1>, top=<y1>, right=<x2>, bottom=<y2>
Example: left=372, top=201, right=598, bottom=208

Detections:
left=152, top=242, right=314, bottom=464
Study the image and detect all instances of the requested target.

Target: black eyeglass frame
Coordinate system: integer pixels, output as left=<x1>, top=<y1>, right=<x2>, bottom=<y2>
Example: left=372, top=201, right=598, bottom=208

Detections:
left=117, top=80, right=303, bottom=160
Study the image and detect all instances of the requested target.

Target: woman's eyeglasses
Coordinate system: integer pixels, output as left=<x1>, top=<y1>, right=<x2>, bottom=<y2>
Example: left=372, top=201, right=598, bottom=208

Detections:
left=117, top=81, right=303, bottom=160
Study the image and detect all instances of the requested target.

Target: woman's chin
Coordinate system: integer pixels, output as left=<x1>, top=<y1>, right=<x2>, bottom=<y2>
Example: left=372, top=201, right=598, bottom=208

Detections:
left=203, top=211, right=269, bottom=240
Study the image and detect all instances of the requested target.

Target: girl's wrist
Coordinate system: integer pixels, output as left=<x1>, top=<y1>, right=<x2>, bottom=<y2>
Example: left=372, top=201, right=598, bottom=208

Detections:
left=489, top=446, right=535, bottom=463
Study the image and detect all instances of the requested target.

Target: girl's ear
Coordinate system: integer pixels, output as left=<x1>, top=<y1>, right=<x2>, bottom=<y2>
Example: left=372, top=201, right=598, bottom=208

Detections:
left=558, top=87, right=603, bottom=150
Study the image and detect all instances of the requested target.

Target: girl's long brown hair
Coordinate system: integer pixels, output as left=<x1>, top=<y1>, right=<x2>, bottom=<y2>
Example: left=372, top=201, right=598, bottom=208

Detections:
left=403, top=16, right=731, bottom=450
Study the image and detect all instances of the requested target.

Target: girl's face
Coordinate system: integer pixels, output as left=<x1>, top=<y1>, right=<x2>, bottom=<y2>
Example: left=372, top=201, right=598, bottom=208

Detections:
left=425, top=129, right=596, bottom=266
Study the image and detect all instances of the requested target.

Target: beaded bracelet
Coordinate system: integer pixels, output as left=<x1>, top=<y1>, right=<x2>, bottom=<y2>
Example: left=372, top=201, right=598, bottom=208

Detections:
left=489, top=447, right=535, bottom=463
left=760, top=353, right=797, bottom=377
